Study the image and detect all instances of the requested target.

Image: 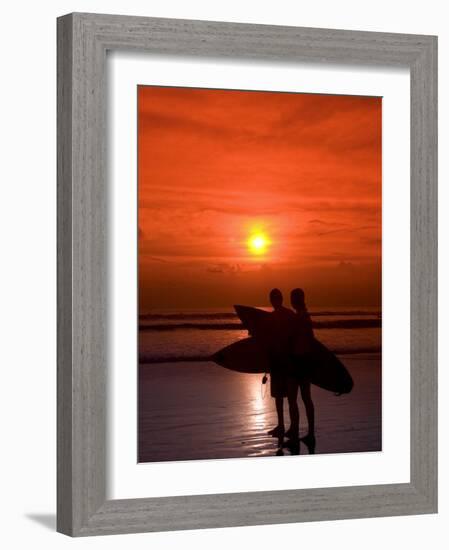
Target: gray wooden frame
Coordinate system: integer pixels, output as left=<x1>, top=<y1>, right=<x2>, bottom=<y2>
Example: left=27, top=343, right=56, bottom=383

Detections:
left=57, top=12, right=437, bottom=537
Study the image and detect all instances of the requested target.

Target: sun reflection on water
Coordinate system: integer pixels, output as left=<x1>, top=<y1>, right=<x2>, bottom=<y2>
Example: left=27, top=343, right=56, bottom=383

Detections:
left=243, top=374, right=272, bottom=439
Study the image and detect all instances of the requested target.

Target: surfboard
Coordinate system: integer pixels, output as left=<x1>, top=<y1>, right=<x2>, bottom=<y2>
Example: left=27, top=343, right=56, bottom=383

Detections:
left=224, top=304, right=354, bottom=394
left=303, top=339, right=354, bottom=394
left=211, top=337, right=269, bottom=374
left=234, top=304, right=271, bottom=338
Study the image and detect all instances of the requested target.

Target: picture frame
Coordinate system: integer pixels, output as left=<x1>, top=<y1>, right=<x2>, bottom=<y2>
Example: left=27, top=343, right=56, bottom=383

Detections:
left=57, top=12, right=437, bottom=537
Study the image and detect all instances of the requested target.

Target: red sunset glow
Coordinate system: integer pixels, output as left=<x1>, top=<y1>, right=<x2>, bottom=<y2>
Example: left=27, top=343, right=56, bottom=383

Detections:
left=138, top=86, right=381, bottom=310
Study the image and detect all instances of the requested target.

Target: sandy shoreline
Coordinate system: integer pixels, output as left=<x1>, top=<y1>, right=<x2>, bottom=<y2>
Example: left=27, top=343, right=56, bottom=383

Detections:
left=138, top=353, right=381, bottom=463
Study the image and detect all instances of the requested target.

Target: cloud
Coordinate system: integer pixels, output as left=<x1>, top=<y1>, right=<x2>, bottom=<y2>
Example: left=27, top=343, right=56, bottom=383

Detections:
left=308, top=219, right=349, bottom=227
left=315, top=224, right=377, bottom=237
left=336, top=261, right=355, bottom=270
left=207, top=263, right=242, bottom=274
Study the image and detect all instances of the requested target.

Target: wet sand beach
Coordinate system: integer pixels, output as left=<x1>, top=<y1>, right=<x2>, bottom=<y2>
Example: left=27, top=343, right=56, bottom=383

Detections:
left=138, top=353, right=381, bottom=463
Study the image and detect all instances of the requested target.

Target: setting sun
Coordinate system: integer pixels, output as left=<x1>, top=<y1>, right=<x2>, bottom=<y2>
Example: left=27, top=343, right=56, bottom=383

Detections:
left=248, top=233, right=269, bottom=255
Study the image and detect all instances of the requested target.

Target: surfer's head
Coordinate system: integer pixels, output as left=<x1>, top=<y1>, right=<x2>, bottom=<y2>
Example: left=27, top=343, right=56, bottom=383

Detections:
left=290, top=288, right=306, bottom=311
left=269, top=288, right=283, bottom=309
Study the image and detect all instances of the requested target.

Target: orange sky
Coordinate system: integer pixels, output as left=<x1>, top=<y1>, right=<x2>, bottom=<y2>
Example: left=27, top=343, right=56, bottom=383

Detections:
left=138, top=86, right=381, bottom=311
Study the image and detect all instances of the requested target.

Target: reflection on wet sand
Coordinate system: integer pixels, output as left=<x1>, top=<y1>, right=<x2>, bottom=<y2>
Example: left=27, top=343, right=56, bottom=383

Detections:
left=138, top=356, right=381, bottom=463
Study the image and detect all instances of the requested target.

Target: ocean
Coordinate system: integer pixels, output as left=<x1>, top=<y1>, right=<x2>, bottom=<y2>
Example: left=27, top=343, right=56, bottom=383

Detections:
left=139, top=306, right=381, bottom=365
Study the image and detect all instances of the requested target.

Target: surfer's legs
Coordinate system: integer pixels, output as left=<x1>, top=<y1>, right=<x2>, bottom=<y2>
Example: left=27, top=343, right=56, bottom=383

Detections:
left=267, top=398, right=285, bottom=437
left=268, top=356, right=288, bottom=436
left=275, top=397, right=285, bottom=431
left=266, top=397, right=285, bottom=437
left=299, top=382, right=315, bottom=437
left=286, top=381, right=299, bottom=439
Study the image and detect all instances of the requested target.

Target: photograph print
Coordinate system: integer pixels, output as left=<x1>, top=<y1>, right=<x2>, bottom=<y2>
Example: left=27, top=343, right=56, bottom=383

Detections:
left=138, top=86, right=381, bottom=462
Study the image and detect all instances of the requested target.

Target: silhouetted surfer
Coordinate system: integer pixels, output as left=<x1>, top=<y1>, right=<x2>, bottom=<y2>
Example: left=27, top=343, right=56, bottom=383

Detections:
left=266, top=288, right=299, bottom=439
left=290, top=288, right=315, bottom=443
